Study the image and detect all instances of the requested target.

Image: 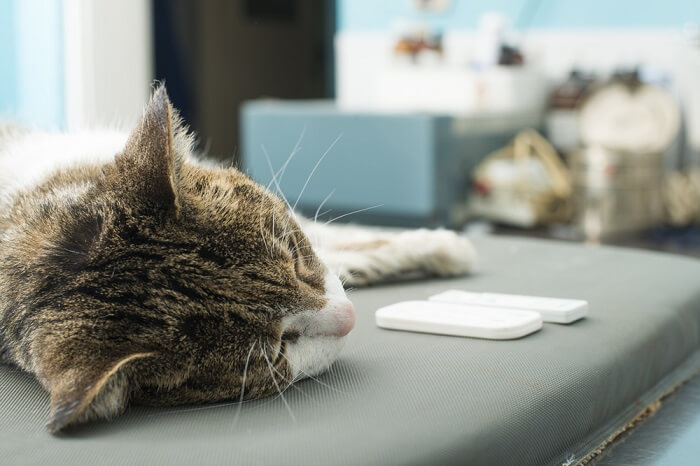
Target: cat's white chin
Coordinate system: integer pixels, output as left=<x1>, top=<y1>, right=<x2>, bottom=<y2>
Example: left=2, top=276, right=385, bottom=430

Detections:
left=284, top=335, right=348, bottom=380
left=282, top=269, right=354, bottom=380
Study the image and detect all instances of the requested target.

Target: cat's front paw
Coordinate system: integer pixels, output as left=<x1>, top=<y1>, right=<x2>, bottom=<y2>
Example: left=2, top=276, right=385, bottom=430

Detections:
left=330, top=257, right=383, bottom=287
left=324, top=229, right=477, bottom=287
left=401, top=229, right=477, bottom=277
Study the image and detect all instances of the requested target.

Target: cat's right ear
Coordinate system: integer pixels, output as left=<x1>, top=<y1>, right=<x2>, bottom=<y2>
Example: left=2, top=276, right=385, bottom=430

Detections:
left=44, top=352, right=155, bottom=433
left=110, top=85, right=182, bottom=215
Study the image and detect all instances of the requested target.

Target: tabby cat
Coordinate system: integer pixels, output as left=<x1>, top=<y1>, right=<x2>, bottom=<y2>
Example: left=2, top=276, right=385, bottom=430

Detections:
left=0, top=87, right=475, bottom=432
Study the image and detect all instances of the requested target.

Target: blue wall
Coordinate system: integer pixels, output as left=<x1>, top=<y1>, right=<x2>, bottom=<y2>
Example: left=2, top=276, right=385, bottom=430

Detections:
left=0, top=0, right=65, bottom=130
left=337, top=0, right=700, bottom=31
left=0, top=0, right=18, bottom=120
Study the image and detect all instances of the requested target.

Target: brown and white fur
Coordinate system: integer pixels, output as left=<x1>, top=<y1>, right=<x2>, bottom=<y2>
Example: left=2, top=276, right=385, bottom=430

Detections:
left=0, top=87, right=475, bottom=433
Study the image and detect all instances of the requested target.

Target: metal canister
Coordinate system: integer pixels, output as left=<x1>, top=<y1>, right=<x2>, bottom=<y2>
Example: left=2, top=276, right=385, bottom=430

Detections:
left=568, top=146, right=664, bottom=241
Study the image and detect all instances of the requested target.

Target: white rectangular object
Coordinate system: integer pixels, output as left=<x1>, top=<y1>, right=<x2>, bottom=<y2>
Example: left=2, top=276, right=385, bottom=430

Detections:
left=429, top=290, right=588, bottom=324
left=375, top=301, right=542, bottom=340
left=373, top=66, right=546, bottom=114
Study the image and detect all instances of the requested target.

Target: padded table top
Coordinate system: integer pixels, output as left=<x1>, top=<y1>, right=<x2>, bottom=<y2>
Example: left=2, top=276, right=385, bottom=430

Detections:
left=1, top=236, right=699, bottom=465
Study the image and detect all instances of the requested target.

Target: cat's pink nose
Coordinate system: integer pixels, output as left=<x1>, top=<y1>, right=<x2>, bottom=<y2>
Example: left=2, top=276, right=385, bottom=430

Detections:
left=334, top=299, right=356, bottom=337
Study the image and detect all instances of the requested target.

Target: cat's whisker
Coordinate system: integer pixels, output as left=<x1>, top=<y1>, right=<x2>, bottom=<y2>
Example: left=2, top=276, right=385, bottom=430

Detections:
left=233, top=341, right=257, bottom=426
left=288, top=236, right=306, bottom=258
left=261, top=144, right=293, bottom=214
left=259, top=174, right=279, bottom=257
left=276, top=371, right=308, bottom=397
left=263, top=343, right=310, bottom=399
left=277, top=124, right=306, bottom=186
left=296, top=254, right=319, bottom=262
left=263, top=357, right=298, bottom=401
left=297, top=369, right=347, bottom=394
left=291, top=133, right=342, bottom=212
left=258, top=141, right=295, bottom=258
left=280, top=228, right=305, bottom=243
left=277, top=217, right=289, bottom=245
left=264, top=126, right=306, bottom=219
left=153, top=399, right=256, bottom=417
left=281, top=226, right=302, bottom=238
left=314, top=188, right=336, bottom=223
left=279, top=221, right=295, bottom=245
left=259, top=342, right=296, bottom=422
left=258, top=207, right=270, bottom=257
left=260, top=156, right=280, bottom=243
left=277, top=350, right=347, bottom=395
left=324, top=204, right=384, bottom=226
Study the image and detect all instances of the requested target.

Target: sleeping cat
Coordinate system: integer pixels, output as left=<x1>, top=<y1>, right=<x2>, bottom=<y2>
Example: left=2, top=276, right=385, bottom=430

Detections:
left=0, top=87, right=475, bottom=433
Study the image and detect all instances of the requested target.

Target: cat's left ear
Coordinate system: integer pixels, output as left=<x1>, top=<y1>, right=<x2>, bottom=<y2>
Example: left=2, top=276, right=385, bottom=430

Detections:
left=112, top=85, right=187, bottom=215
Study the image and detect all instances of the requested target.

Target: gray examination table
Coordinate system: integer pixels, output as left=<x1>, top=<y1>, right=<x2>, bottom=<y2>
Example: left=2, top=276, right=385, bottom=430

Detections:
left=1, top=236, right=699, bottom=465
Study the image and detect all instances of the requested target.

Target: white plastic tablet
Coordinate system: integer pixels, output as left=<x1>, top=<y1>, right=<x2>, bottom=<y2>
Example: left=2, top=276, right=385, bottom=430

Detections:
left=429, top=290, right=588, bottom=324
left=375, top=301, right=542, bottom=340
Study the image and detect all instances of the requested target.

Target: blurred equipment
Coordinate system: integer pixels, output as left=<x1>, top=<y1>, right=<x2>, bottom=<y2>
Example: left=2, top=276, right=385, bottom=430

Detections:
left=569, top=147, right=666, bottom=242
left=353, top=13, right=546, bottom=114
left=412, top=0, right=452, bottom=12
left=469, top=130, right=572, bottom=227
left=664, top=170, right=700, bottom=226
left=545, top=70, right=597, bottom=152
left=579, top=81, right=680, bottom=154
left=392, top=24, right=443, bottom=64
left=570, top=78, right=681, bottom=241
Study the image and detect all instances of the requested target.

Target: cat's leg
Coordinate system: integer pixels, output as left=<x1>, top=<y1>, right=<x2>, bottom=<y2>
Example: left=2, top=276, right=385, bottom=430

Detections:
left=300, top=218, right=477, bottom=287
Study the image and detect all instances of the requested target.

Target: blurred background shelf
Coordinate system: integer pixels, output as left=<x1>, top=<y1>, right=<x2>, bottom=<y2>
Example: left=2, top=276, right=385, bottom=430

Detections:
left=2, top=0, right=700, bottom=258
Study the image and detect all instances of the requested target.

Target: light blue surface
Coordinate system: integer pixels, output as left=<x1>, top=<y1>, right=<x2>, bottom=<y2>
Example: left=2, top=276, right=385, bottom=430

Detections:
left=0, top=0, right=64, bottom=130
left=242, top=102, right=437, bottom=220
left=0, top=0, right=18, bottom=120
left=240, top=100, right=539, bottom=226
left=337, top=0, right=700, bottom=31
left=652, top=412, right=700, bottom=465
left=656, top=420, right=700, bottom=466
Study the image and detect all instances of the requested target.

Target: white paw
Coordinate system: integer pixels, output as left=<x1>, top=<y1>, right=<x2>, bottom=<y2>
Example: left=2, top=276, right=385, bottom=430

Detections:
left=319, top=229, right=477, bottom=287
left=325, top=254, right=382, bottom=287
left=400, top=229, right=477, bottom=277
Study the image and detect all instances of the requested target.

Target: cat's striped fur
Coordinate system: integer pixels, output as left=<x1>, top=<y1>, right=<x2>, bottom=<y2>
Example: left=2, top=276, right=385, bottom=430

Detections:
left=0, top=87, right=475, bottom=433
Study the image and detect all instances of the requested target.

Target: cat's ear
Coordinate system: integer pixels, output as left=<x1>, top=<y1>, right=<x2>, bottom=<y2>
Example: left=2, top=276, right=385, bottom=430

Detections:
left=45, top=352, right=154, bottom=433
left=113, top=85, right=183, bottom=215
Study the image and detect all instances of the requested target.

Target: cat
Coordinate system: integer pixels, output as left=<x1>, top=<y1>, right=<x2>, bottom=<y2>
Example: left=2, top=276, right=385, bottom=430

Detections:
left=0, top=86, right=476, bottom=433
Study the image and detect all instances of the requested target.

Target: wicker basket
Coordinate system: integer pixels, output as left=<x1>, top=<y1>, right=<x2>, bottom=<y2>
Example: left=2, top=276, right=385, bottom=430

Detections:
left=469, top=130, right=573, bottom=227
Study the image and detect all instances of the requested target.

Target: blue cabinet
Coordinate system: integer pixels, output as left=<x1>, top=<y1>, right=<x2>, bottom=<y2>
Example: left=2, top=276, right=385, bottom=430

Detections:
left=241, top=100, right=540, bottom=227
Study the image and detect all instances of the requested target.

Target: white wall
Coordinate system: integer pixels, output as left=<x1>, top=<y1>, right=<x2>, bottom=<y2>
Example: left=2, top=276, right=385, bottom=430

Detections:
left=336, top=29, right=700, bottom=162
left=64, top=0, right=153, bottom=131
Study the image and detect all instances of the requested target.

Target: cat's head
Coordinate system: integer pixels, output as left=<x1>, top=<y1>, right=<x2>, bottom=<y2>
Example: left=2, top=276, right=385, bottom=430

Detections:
left=30, top=87, right=355, bottom=432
